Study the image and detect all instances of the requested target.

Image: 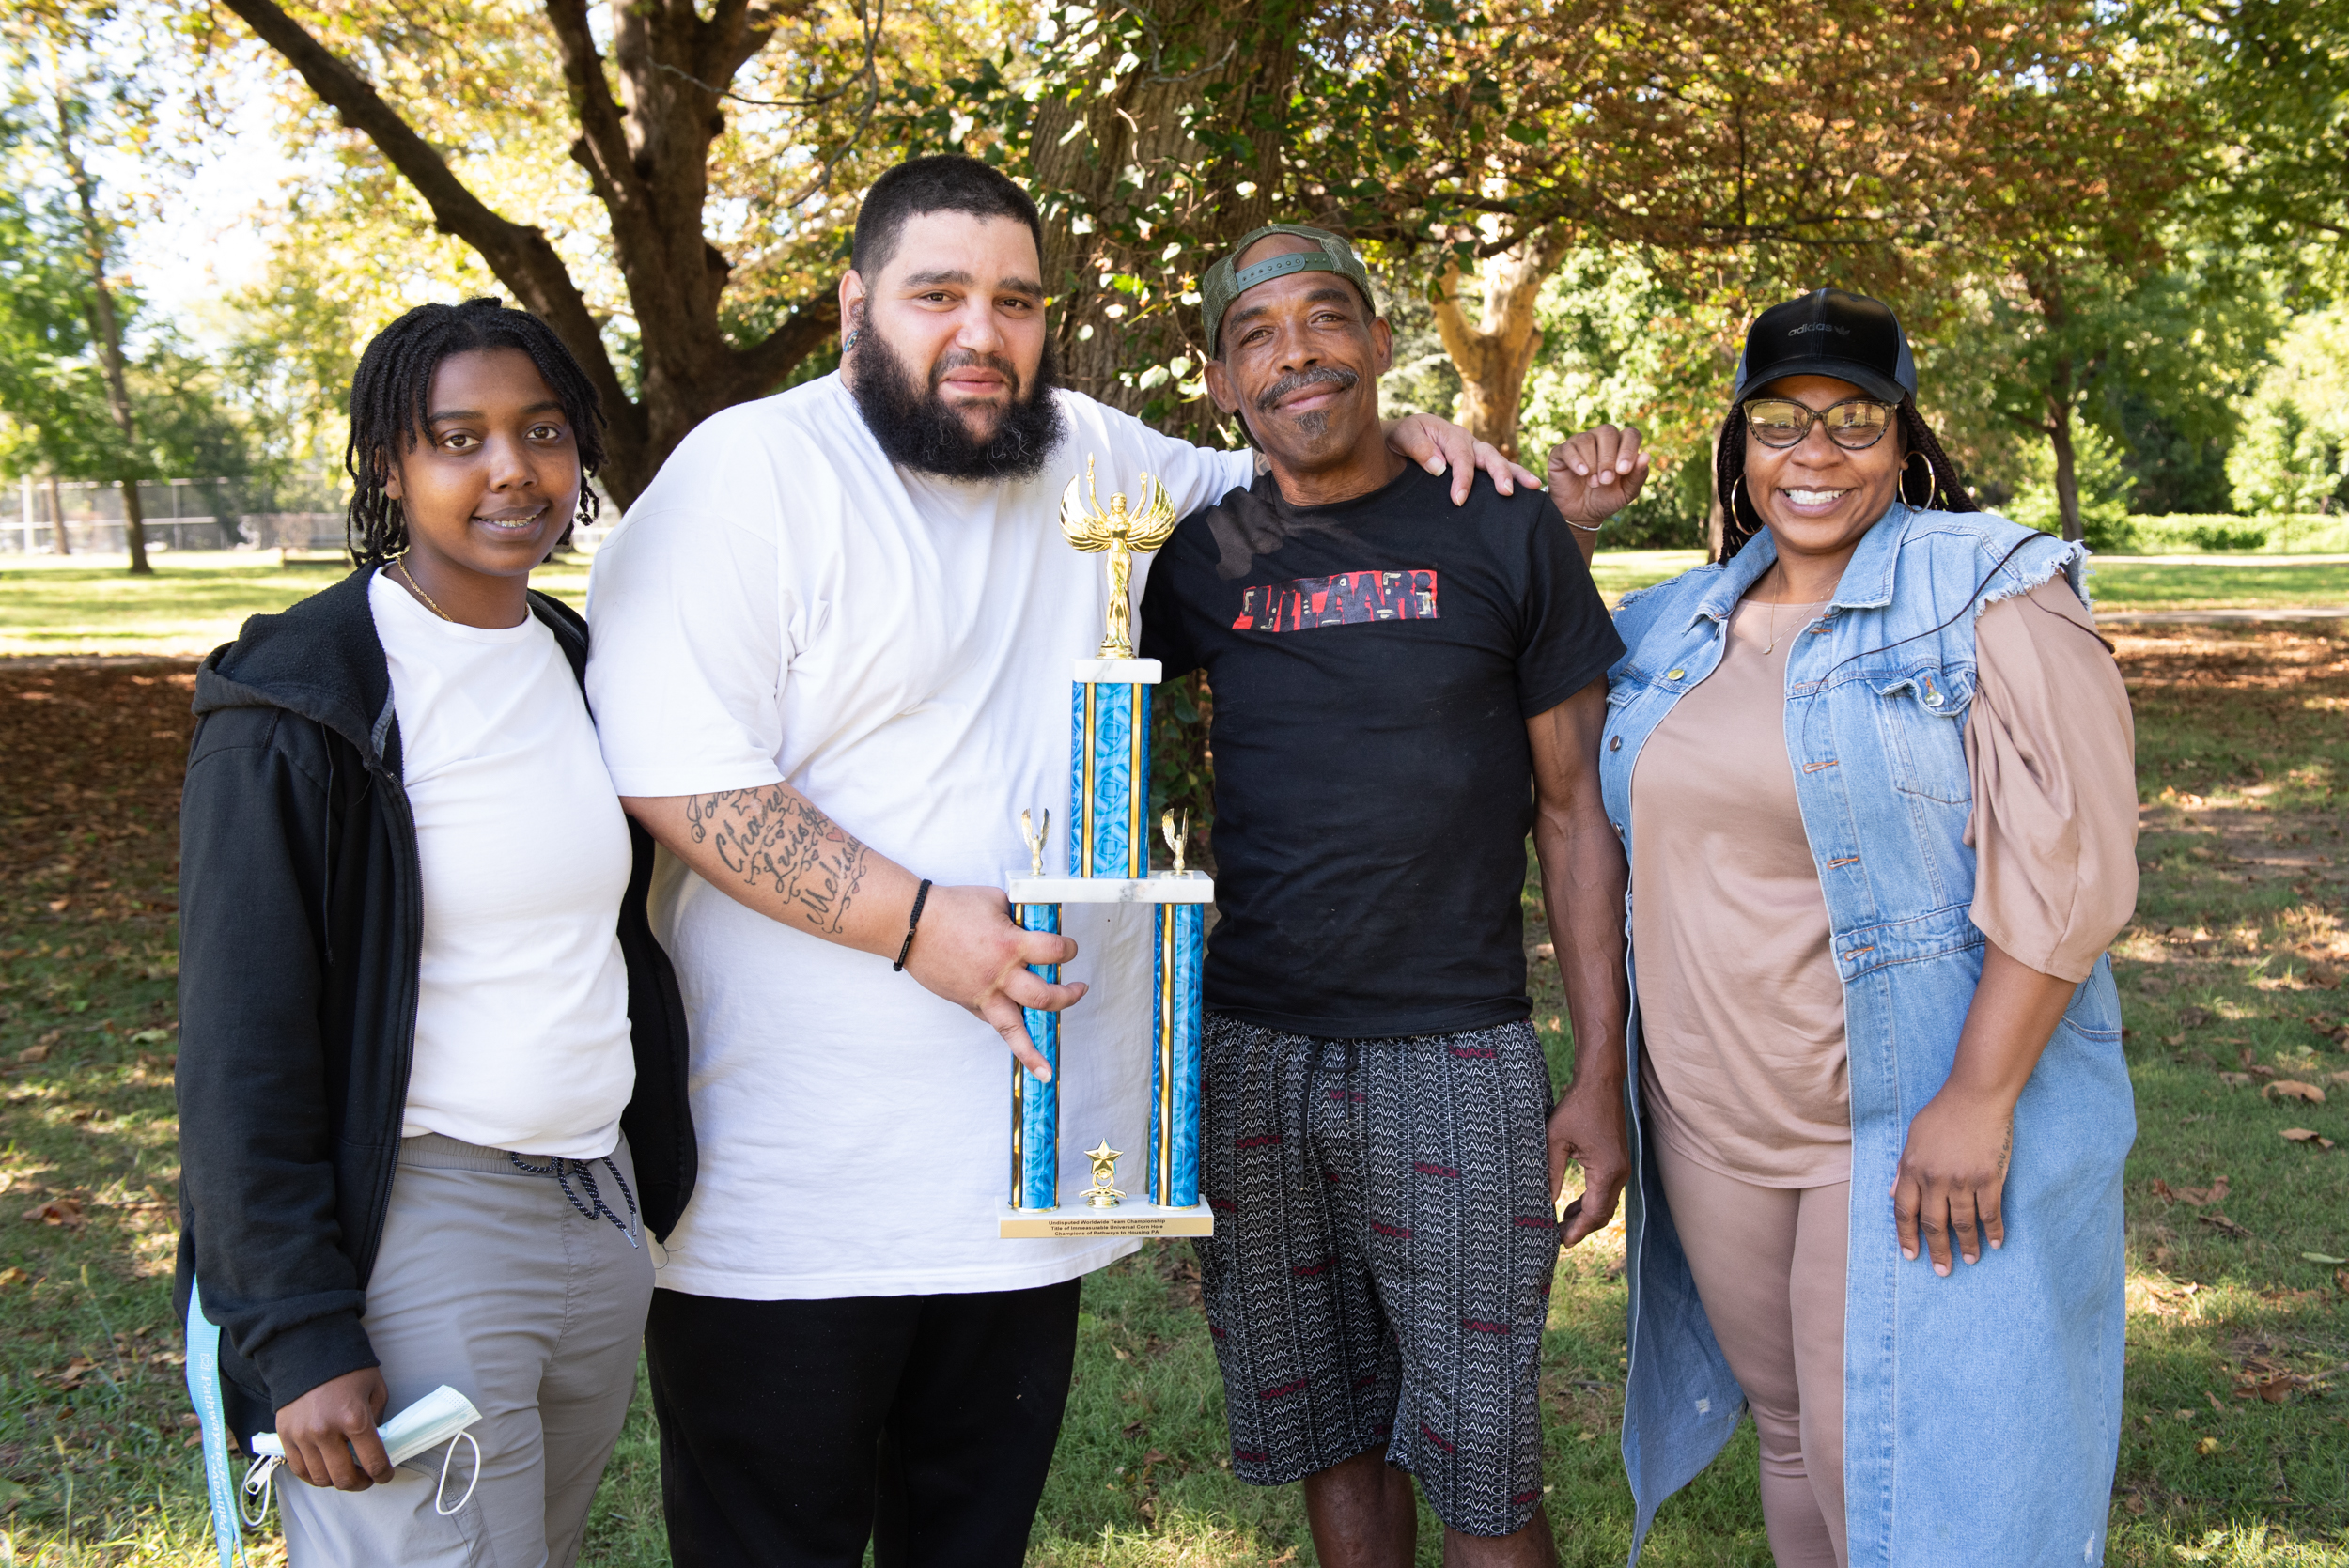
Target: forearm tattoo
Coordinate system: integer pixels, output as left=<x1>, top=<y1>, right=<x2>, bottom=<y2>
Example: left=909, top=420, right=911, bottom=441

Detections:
left=684, top=786, right=870, bottom=934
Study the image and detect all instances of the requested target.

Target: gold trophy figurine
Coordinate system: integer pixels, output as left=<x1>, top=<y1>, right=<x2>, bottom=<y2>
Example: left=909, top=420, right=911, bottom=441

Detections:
left=1161, top=809, right=1190, bottom=876
left=1079, top=1141, right=1126, bottom=1207
left=1019, top=807, right=1050, bottom=877
left=1060, top=456, right=1179, bottom=659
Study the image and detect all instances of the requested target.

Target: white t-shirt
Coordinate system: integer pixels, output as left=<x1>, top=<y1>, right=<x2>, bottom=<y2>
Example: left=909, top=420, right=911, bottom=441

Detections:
left=584, top=373, right=1252, bottom=1299
left=371, top=571, right=637, bottom=1158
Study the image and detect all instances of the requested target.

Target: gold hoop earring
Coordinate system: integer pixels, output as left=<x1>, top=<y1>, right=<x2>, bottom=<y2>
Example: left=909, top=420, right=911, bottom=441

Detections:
left=1901, top=455, right=1934, bottom=509
left=1728, top=478, right=1749, bottom=528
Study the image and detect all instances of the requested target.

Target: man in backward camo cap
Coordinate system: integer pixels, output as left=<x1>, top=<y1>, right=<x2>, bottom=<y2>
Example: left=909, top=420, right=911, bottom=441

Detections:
left=1139, top=223, right=1650, bottom=1566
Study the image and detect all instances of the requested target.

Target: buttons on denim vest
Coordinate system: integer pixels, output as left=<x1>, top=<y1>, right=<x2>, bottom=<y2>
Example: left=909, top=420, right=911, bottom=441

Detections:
left=1609, top=735, right=1623, bottom=752
left=1666, top=668, right=1685, bottom=680
left=1925, top=691, right=1944, bottom=706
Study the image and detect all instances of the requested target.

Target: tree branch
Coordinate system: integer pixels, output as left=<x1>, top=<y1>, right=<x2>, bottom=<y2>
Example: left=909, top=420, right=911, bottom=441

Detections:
left=216, top=0, right=637, bottom=457
left=735, top=293, right=842, bottom=392
left=541, top=0, right=641, bottom=211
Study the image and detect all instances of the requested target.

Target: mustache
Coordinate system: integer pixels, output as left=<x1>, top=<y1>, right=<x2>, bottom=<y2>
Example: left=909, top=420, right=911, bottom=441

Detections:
left=1254, top=365, right=1358, bottom=413
left=930, top=349, right=1023, bottom=397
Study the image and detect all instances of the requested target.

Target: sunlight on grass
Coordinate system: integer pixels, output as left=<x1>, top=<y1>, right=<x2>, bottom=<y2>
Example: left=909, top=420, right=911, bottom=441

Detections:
left=0, top=553, right=594, bottom=657
left=1, top=624, right=2343, bottom=1567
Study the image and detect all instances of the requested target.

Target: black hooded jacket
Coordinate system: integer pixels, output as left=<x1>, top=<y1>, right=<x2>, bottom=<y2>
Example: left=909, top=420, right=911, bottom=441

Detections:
left=172, top=566, right=693, bottom=1440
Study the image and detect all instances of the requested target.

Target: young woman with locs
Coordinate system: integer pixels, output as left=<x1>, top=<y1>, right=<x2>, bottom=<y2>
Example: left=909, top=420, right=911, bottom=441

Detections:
left=1604, top=289, right=2137, bottom=1565
left=173, top=298, right=692, bottom=1565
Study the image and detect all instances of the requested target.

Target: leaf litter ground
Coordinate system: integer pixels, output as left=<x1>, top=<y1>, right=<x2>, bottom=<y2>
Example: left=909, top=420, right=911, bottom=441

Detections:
left=1, top=624, right=2344, bottom=1564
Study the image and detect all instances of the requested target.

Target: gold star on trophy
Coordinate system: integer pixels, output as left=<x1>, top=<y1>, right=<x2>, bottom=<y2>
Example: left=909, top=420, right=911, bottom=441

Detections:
left=1080, top=1141, right=1125, bottom=1208
left=1060, top=456, right=1178, bottom=659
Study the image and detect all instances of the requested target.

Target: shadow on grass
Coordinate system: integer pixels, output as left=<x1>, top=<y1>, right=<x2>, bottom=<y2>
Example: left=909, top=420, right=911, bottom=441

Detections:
left=2, top=632, right=2345, bottom=1565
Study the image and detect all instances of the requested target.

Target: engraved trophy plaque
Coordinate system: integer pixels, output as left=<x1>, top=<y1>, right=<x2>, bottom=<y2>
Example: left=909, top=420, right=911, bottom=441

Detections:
left=1000, top=460, right=1213, bottom=1239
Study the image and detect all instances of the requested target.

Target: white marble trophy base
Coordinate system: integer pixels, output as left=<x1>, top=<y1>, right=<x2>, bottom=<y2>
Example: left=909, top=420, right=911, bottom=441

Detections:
left=1072, top=657, right=1162, bottom=685
left=1006, top=870, right=1213, bottom=906
left=998, top=1201, right=1214, bottom=1238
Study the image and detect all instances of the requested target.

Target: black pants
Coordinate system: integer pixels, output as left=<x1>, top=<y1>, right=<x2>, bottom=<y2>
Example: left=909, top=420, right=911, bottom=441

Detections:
left=646, top=1279, right=1083, bottom=1568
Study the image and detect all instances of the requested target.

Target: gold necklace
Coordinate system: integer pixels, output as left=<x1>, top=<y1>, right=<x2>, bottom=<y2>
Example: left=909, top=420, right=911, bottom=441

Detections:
left=394, top=556, right=455, bottom=623
left=1761, top=563, right=1783, bottom=655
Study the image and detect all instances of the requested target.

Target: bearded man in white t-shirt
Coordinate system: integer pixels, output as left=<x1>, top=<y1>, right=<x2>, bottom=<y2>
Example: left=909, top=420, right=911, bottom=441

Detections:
left=583, top=155, right=1534, bottom=1566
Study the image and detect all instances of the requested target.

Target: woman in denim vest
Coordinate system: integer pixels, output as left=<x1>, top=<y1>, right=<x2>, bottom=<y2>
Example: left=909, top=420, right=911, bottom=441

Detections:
left=1603, top=289, right=2138, bottom=1566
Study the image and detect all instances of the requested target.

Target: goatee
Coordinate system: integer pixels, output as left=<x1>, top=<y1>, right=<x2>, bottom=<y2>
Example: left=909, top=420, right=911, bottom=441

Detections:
left=848, top=330, right=1066, bottom=481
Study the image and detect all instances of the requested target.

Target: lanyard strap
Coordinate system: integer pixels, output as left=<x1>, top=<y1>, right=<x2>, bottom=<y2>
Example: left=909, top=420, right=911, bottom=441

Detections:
left=183, top=1281, right=248, bottom=1568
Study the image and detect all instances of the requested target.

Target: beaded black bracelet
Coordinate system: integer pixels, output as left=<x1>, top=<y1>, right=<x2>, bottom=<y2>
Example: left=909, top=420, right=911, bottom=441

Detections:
left=892, top=879, right=933, bottom=972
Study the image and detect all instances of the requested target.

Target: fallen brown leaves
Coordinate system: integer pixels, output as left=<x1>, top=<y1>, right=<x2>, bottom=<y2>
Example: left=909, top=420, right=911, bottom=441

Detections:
left=2231, top=1354, right=2348, bottom=1405
left=2279, top=1128, right=2337, bottom=1149
left=2265, top=1079, right=2327, bottom=1103
left=2152, top=1174, right=2230, bottom=1206
left=0, top=661, right=195, bottom=933
left=22, top=1197, right=83, bottom=1228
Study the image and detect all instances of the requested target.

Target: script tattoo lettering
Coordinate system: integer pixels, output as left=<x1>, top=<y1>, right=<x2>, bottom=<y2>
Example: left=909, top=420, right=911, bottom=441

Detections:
left=686, top=787, right=870, bottom=935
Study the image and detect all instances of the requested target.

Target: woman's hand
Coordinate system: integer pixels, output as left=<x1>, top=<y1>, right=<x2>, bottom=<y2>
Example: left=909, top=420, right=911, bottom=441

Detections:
left=274, top=1366, right=394, bottom=1490
left=1547, top=424, right=1652, bottom=527
left=1893, top=939, right=2081, bottom=1277
left=1891, top=1086, right=2015, bottom=1275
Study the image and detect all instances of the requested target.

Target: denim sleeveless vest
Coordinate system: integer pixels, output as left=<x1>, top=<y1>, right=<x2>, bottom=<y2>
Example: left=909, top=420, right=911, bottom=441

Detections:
left=1601, top=506, right=2134, bottom=1566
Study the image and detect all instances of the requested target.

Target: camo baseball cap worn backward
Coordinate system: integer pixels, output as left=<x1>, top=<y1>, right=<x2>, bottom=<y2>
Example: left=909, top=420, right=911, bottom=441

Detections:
left=1200, top=224, right=1377, bottom=357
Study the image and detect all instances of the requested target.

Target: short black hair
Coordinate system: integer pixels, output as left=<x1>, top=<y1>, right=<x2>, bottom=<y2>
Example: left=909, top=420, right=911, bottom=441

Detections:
left=852, top=156, right=1044, bottom=281
left=343, top=298, right=606, bottom=567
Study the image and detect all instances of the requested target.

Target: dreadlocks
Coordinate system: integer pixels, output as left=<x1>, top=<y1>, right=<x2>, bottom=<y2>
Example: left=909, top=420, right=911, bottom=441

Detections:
left=1713, top=397, right=1978, bottom=564
left=343, top=298, right=607, bottom=567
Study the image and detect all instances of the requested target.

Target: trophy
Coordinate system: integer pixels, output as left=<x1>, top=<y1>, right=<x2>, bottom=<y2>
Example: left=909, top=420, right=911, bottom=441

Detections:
left=999, top=459, right=1213, bottom=1239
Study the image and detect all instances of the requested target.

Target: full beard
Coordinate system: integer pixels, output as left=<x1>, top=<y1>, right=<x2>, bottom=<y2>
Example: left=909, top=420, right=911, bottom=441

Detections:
left=848, top=329, right=1067, bottom=482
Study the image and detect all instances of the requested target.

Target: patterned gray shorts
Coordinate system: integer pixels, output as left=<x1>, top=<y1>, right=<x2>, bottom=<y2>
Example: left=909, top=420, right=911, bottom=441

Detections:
left=1193, top=1012, right=1561, bottom=1536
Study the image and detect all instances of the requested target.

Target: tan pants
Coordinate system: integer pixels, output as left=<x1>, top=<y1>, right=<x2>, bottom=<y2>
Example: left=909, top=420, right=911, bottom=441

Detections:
left=1653, top=1140, right=1850, bottom=1568
left=277, top=1134, right=654, bottom=1568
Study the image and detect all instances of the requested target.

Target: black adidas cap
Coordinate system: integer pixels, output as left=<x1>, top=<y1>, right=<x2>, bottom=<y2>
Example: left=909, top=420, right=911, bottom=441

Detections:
left=1731, top=287, right=1916, bottom=405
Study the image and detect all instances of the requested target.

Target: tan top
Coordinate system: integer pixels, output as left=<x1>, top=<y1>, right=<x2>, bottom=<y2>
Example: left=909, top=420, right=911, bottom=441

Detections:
left=1629, top=578, right=2137, bottom=1188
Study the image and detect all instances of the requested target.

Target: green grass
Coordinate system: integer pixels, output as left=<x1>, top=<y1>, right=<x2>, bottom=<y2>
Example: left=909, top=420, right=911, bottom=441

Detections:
left=1, top=630, right=2345, bottom=1565
left=2119, top=515, right=2349, bottom=557
left=0, top=554, right=593, bottom=658
left=1, top=551, right=2343, bottom=661
left=1582, top=549, right=2349, bottom=614
left=1587, top=549, right=1705, bottom=603
left=2089, top=561, right=2349, bottom=612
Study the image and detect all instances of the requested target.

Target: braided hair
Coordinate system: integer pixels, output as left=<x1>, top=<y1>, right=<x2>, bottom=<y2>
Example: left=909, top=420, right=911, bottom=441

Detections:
left=343, top=298, right=607, bottom=567
left=1713, top=396, right=1977, bottom=564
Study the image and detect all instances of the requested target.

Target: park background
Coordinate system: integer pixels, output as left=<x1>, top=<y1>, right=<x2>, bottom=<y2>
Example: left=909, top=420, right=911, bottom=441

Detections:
left=1, top=0, right=2346, bottom=1563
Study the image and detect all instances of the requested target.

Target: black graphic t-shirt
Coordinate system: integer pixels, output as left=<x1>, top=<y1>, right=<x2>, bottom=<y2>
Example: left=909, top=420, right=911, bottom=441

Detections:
left=1139, top=462, right=1623, bottom=1037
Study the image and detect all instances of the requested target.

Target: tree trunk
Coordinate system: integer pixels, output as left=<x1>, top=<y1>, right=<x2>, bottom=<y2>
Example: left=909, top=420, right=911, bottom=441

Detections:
left=221, top=0, right=843, bottom=505
left=55, top=83, right=149, bottom=574
left=2046, top=398, right=2083, bottom=544
left=47, top=475, right=68, bottom=557
left=1028, top=0, right=1299, bottom=432
left=1428, top=229, right=1572, bottom=459
left=2021, top=268, right=2084, bottom=544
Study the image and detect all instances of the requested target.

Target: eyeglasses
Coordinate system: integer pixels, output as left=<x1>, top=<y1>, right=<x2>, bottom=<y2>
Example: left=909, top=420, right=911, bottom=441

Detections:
left=1741, top=396, right=1895, bottom=450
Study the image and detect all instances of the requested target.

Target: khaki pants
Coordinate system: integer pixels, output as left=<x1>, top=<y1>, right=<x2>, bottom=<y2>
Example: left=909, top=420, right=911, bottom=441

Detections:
left=278, top=1134, right=655, bottom=1568
left=1654, top=1140, right=1850, bottom=1568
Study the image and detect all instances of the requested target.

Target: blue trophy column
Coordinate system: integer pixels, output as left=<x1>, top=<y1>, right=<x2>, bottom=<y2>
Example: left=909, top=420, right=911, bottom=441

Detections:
left=1149, top=900, right=1206, bottom=1208
left=1011, top=901, right=1061, bottom=1209
left=1069, top=678, right=1152, bottom=878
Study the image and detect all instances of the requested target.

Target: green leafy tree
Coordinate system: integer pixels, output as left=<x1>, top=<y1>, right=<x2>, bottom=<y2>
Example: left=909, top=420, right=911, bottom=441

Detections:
left=0, top=2, right=179, bottom=571
left=196, top=0, right=1000, bottom=504
left=2229, top=299, right=2349, bottom=515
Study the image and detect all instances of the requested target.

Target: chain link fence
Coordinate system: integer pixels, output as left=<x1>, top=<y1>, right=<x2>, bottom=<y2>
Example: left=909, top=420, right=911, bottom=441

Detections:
left=2, top=475, right=350, bottom=556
